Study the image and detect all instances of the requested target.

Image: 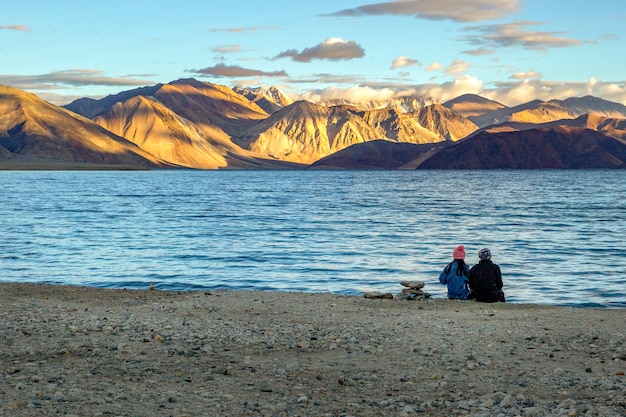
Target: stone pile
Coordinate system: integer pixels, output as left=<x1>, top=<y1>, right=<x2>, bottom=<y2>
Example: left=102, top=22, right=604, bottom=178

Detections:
left=363, top=280, right=432, bottom=301
left=396, top=280, right=431, bottom=301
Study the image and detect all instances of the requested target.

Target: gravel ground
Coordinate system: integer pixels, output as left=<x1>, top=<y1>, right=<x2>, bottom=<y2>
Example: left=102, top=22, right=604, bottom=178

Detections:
left=1, top=283, right=625, bottom=417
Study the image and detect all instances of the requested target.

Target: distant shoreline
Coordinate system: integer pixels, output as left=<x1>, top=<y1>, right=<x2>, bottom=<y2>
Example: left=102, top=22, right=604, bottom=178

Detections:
left=0, top=158, right=150, bottom=171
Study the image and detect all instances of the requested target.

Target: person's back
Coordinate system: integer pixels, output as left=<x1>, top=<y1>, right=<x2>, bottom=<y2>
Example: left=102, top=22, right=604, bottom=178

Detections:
left=468, top=248, right=505, bottom=303
left=439, top=245, right=470, bottom=300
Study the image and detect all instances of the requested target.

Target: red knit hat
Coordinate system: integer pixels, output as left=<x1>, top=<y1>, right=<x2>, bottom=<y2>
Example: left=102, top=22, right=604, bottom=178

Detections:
left=453, top=245, right=466, bottom=260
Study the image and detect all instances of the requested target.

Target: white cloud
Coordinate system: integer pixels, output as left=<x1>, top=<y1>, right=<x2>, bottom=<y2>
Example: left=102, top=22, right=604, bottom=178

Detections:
left=298, top=75, right=626, bottom=108
left=301, top=85, right=398, bottom=104
left=426, top=59, right=471, bottom=76
left=299, top=75, right=484, bottom=106
left=426, top=62, right=444, bottom=72
left=487, top=78, right=626, bottom=106
left=509, top=71, right=542, bottom=80
left=444, top=59, right=471, bottom=76
left=416, top=75, right=484, bottom=102
left=391, top=56, right=420, bottom=69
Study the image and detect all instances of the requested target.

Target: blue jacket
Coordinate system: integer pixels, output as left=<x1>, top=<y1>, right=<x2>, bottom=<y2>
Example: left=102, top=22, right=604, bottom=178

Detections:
left=439, top=260, right=470, bottom=299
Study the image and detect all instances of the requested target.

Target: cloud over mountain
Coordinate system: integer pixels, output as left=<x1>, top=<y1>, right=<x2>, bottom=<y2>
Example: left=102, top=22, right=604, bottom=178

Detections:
left=324, top=0, right=520, bottom=22
left=274, top=38, right=365, bottom=62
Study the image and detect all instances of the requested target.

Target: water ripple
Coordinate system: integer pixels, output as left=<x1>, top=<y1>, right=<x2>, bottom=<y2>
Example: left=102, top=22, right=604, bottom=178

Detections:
left=1, top=170, right=625, bottom=308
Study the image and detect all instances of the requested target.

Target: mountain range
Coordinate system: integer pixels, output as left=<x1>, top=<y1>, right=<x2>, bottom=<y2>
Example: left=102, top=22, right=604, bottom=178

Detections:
left=2, top=78, right=626, bottom=169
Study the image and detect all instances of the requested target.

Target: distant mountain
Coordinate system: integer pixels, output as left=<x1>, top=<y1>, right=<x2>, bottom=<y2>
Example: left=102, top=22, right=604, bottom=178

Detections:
left=414, top=103, right=478, bottom=141
left=417, top=127, right=626, bottom=169
left=6, top=81, right=626, bottom=170
left=233, top=86, right=293, bottom=114
left=94, top=95, right=238, bottom=169
left=64, top=84, right=163, bottom=118
left=235, top=100, right=478, bottom=164
left=85, top=79, right=298, bottom=169
left=310, top=140, right=441, bottom=169
left=470, top=113, right=626, bottom=142
left=470, top=96, right=626, bottom=128
left=359, top=107, right=441, bottom=143
left=0, top=85, right=164, bottom=168
left=577, top=114, right=626, bottom=141
left=358, top=103, right=477, bottom=143
left=443, top=94, right=506, bottom=118
left=235, top=100, right=383, bottom=164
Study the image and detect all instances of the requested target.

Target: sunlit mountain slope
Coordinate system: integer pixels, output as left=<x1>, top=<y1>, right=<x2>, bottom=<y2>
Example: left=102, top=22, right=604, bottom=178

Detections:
left=0, top=85, right=164, bottom=168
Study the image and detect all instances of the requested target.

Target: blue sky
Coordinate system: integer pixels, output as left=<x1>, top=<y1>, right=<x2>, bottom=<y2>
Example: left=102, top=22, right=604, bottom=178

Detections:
left=2, top=0, right=625, bottom=106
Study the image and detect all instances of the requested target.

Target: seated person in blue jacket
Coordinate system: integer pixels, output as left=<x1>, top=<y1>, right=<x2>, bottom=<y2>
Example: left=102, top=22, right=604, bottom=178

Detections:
left=439, top=245, right=470, bottom=300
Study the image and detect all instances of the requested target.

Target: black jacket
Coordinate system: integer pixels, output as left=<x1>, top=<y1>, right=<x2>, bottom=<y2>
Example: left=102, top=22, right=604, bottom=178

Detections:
left=468, top=260, right=505, bottom=303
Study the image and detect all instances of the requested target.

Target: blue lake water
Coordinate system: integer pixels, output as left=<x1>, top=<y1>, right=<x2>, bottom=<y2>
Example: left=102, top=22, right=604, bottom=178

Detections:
left=1, top=170, right=625, bottom=308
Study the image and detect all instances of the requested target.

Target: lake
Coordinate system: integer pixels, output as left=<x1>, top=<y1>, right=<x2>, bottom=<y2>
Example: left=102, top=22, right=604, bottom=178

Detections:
left=1, top=169, right=624, bottom=308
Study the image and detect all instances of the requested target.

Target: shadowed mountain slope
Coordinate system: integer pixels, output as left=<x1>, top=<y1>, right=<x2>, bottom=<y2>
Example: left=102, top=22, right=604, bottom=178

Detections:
left=310, top=140, right=441, bottom=169
left=0, top=85, right=164, bottom=168
left=0, top=142, right=11, bottom=160
left=417, top=127, right=626, bottom=169
left=469, top=113, right=626, bottom=142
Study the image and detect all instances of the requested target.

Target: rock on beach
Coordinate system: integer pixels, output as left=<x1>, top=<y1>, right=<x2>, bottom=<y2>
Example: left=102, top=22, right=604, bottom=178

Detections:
left=1, top=283, right=625, bottom=417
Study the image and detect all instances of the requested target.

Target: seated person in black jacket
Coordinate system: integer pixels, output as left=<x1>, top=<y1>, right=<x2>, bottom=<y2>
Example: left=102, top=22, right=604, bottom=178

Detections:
left=468, top=248, right=505, bottom=303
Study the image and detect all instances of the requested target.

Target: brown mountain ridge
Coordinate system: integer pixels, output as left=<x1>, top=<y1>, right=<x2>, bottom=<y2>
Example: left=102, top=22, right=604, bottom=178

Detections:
left=0, top=85, right=165, bottom=169
left=417, top=127, right=626, bottom=169
left=2, top=79, right=626, bottom=169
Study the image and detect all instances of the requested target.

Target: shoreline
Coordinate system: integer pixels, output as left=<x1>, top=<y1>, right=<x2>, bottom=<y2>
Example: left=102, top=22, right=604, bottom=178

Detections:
left=1, top=282, right=625, bottom=416
left=2, top=280, right=622, bottom=310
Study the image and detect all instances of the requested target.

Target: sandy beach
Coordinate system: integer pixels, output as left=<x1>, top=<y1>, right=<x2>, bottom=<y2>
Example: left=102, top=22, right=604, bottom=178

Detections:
left=1, top=283, right=624, bottom=417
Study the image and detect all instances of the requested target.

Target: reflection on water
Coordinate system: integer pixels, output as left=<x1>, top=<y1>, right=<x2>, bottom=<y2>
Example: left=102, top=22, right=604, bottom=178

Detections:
left=1, top=169, right=625, bottom=308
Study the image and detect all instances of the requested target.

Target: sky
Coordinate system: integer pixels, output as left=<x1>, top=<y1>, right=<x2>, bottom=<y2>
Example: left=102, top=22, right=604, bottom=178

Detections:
left=2, top=0, right=625, bottom=107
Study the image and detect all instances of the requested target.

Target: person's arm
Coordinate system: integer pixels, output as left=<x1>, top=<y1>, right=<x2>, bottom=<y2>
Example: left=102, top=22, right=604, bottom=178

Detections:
left=439, top=264, right=450, bottom=284
left=468, top=267, right=475, bottom=290
left=495, top=265, right=503, bottom=290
